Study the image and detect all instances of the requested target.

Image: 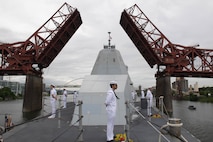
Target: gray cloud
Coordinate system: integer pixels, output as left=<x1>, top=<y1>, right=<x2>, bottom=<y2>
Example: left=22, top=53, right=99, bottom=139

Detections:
left=1, top=0, right=213, bottom=88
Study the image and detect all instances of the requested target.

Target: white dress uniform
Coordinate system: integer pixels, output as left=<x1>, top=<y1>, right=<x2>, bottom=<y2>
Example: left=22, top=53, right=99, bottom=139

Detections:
left=131, top=91, right=136, bottom=102
left=141, top=90, right=145, bottom=98
left=146, top=89, right=153, bottom=116
left=105, top=88, right=117, bottom=141
left=63, top=89, right=68, bottom=108
left=73, top=91, right=78, bottom=105
left=50, top=87, right=57, bottom=118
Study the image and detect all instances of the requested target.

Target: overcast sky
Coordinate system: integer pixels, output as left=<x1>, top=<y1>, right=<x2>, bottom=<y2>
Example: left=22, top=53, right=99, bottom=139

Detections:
left=1, top=0, right=213, bottom=89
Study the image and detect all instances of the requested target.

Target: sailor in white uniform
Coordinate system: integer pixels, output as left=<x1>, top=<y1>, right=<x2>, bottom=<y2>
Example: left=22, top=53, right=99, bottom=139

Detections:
left=48, top=84, right=57, bottom=118
left=131, top=91, right=136, bottom=102
left=146, top=88, right=153, bottom=116
left=105, top=81, right=119, bottom=142
left=73, top=91, right=78, bottom=105
left=62, top=89, right=68, bottom=108
left=141, top=88, right=145, bottom=98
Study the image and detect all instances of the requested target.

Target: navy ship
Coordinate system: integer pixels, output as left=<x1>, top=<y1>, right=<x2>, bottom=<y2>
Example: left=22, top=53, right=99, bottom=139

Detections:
left=1, top=37, right=200, bottom=142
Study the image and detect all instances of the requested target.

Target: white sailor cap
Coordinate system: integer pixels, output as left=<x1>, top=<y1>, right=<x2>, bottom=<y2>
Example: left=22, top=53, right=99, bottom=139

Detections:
left=110, top=81, right=117, bottom=85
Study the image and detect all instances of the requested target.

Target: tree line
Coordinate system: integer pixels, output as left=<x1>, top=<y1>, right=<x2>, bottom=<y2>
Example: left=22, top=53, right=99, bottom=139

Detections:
left=0, top=87, right=17, bottom=101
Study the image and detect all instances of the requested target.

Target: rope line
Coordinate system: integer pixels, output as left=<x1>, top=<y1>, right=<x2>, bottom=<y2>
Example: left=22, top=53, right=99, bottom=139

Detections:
left=129, top=101, right=189, bottom=142
left=129, top=102, right=170, bottom=142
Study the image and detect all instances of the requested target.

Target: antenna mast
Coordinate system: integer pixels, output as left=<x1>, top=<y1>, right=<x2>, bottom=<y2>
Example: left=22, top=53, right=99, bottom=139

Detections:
left=108, top=32, right=111, bottom=47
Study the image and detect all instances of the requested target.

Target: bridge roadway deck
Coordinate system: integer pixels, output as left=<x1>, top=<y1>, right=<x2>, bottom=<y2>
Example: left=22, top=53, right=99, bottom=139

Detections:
left=3, top=102, right=200, bottom=142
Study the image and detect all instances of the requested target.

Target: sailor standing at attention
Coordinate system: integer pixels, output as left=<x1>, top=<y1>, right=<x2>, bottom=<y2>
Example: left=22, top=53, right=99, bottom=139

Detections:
left=105, top=81, right=119, bottom=142
left=146, top=88, right=153, bottom=117
left=141, top=88, right=145, bottom=98
left=62, top=88, right=68, bottom=108
left=48, top=84, right=57, bottom=118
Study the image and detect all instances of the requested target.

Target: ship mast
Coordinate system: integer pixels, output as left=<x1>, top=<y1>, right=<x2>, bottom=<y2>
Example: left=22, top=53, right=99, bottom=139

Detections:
left=108, top=32, right=111, bottom=48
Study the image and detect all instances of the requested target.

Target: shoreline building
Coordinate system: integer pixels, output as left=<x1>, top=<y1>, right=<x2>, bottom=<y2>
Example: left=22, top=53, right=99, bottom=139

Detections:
left=172, top=77, right=189, bottom=94
left=0, top=77, right=24, bottom=96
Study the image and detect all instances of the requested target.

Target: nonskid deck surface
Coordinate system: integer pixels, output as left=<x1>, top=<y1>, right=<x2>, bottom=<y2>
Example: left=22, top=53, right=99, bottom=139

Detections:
left=2, top=102, right=200, bottom=142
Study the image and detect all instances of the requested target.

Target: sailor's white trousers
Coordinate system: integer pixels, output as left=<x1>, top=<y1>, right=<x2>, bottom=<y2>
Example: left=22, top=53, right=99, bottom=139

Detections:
left=106, top=109, right=116, bottom=141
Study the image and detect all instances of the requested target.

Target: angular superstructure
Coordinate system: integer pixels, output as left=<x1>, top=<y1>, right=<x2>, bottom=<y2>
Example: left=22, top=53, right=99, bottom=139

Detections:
left=72, top=40, right=135, bottom=125
left=91, top=46, right=128, bottom=75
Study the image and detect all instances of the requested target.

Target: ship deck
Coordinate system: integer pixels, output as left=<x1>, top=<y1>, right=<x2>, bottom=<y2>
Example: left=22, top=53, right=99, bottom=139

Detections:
left=2, top=101, right=200, bottom=142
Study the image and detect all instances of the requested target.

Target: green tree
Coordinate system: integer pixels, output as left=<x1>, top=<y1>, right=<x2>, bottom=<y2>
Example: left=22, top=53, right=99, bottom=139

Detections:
left=199, top=87, right=213, bottom=96
left=189, top=92, right=198, bottom=101
left=0, top=87, right=16, bottom=100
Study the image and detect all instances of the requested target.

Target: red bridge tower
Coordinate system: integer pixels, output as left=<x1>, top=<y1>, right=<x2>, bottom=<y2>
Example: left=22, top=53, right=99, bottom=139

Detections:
left=0, top=3, right=82, bottom=112
left=120, top=4, right=213, bottom=115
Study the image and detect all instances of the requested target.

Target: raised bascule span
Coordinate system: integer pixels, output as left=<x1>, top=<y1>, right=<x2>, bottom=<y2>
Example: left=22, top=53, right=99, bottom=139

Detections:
left=120, top=4, right=213, bottom=77
left=120, top=4, right=213, bottom=114
left=0, top=3, right=82, bottom=112
left=0, top=2, right=82, bottom=75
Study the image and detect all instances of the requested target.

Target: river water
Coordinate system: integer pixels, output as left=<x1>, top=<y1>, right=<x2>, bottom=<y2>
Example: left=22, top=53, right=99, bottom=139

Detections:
left=173, top=100, right=213, bottom=142
left=0, top=96, right=74, bottom=126
left=0, top=98, right=213, bottom=142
